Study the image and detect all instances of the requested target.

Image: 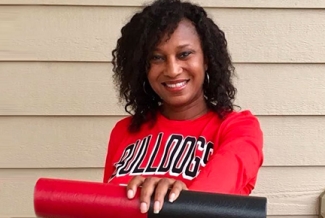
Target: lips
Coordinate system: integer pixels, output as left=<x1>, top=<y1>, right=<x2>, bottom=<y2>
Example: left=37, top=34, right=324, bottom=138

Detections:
left=163, top=79, right=189, bottom=86
left=165, top=81, right=187, bottom=88
left=162, top=79, right=189, bottom=91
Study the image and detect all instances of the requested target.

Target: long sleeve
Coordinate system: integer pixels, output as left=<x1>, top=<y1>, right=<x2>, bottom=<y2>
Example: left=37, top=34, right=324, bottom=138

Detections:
left=189, top=111, right=263, bottom=195
left=103, top=122, right=123, bottom=183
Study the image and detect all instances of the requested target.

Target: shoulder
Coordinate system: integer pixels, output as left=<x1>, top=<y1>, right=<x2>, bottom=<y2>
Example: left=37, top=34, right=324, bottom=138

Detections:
left=221, top=110, right=262, bottom=131
left=109, top=116, right=132, bottom=138
left=224, top=110, right=258, bottom=121
left=110, top=116, right=132, bottom=139
left=224, top=110, right=257, bottom=120
left=114, top=116, right=132, bottom=129
left=216, top=110, right=263, bottom=153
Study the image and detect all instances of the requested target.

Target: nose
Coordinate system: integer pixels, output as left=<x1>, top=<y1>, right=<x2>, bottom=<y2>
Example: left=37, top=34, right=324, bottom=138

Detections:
left=164, top=57, right=182, bottom=78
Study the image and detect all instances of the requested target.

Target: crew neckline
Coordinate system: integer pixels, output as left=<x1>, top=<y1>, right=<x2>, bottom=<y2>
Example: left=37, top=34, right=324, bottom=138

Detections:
left=157, top=110, right=216, bottom=126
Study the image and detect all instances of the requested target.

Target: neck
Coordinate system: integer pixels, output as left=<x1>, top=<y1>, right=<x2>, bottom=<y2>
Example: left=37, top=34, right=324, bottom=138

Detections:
left=160, top=95, right=208, bottom=120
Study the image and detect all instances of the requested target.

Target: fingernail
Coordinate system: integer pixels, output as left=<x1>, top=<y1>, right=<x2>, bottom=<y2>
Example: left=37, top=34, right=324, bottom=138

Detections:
left=153, top=201, right=160, bottom=214
left=169, top=193, right=176, bottom=203
left=140, top=202, right=148, bottom=213
left=127, top=189, right=134, bottom=199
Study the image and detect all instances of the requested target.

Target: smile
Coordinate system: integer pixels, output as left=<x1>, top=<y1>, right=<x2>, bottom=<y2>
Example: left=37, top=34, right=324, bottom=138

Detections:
left=162, top=80, right=189, bottom=91
left=166, top=81, right=187, bottom=88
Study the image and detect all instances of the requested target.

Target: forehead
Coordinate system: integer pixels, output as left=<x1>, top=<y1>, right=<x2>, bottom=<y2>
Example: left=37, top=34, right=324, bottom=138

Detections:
left=156, top=19, right=201, bottom=50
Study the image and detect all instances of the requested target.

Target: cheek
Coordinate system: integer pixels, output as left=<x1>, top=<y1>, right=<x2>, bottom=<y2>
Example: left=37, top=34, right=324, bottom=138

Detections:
left=187, top=56, right=206, bottom=76
left=147, top=66, right=161, bottom=84
left=189, top=63, right=206, bottom=82
left=146, top=68, right=161, bottom=93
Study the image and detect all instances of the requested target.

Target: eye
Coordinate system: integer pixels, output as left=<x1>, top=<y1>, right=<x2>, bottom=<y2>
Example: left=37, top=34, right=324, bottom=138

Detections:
left=179, top=51, right=192, bottom=59
left=150, top=54, right=164, bottom=62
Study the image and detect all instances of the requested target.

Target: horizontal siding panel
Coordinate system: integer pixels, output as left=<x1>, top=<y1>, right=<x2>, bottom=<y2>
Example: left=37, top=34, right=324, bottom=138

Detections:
left=260, top=116, right=325, bottom=166
left=0, top=62, right=120, bottom=116
left=268, top=217, right=317, bottom=218
left=1, top=63, right=325, bottom=116
left=0, top=168, right=104, bottom=217
left=1, top=116, right=325, bottom=168
left=0, top=0, right=325, bottom=8
left=251, top=167, right=325, bottom=215
left=0, top=116, right=120, bottom=168
left=0, top=167, right=324, bottom=216
left=1, top=7, right=325, bottom=63
left=235, top=64, right=325, bottom=115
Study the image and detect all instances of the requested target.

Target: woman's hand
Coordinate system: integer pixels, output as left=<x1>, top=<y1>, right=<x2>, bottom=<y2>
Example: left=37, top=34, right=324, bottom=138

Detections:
left=126, top=176, right=188, bottom=214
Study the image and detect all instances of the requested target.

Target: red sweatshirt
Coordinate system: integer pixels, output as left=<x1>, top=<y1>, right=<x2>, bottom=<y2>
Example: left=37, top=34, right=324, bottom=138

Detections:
left=103, top=110, right=263, bottom=195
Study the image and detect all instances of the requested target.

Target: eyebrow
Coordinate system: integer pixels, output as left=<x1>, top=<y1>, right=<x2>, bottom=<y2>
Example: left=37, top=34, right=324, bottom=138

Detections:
left=154, top=44, right=192, bottom=52
left=177, top=44, right=191, bottom=49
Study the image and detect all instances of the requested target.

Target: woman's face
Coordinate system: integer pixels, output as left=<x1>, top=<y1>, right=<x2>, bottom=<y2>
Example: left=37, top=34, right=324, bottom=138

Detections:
left=147, top=19, right=207, bottom=108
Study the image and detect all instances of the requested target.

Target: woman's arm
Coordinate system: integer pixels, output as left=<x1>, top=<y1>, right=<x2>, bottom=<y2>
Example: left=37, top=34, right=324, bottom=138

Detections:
left=189, top=111, right=264, bottom=195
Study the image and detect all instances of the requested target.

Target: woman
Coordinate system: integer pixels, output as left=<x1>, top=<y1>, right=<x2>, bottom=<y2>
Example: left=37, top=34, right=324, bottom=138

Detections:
left=103, top=0, right=263, bottom=214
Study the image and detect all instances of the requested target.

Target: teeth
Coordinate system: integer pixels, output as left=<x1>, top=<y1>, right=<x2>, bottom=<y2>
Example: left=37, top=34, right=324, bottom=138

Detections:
left=166, top=81, right=187, bottom=88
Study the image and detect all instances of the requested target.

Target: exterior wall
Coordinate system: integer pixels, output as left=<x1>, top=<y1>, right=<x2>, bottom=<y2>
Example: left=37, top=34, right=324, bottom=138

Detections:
left=0, top=1, right=324, bottom=217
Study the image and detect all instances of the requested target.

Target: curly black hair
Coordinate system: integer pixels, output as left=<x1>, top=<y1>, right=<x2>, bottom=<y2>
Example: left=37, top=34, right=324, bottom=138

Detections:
left=112, top=0, right=237, bottom=132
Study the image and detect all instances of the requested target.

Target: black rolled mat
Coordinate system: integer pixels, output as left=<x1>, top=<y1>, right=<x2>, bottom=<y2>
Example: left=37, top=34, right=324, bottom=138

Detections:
left=149, top=189, right=267, bottom=218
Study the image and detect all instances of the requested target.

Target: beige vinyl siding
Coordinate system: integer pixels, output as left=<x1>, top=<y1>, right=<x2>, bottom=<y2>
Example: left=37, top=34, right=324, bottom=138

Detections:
left=0, top=0, right=325, bottom=8
left=1, top=63, right=325, bottom=116
left=1, top=116, right=325, bottom=168
left=0, top=1, right=324, bottom=217
left=0, top=167, right=324, bottom=216
left=1, top=7, right=325, bottom=63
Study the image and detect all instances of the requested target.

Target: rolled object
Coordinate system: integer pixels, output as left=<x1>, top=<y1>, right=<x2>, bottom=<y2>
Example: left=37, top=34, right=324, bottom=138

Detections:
left=34, top=178, right=144, bottom=218
left=34, top=178, right=267, bottom=218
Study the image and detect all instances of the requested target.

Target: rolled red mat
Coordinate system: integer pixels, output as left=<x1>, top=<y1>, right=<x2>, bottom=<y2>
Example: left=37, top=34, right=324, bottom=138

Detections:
left=34, top=178, right=267, bottom=218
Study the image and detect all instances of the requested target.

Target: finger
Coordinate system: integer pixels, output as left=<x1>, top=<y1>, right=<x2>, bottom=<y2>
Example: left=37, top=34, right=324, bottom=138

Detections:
left=153, top=178, right=174, bottom=214
left=140, top=177, right=159, bottom=213
left=169, top=181, right=187, bottom=203
left=126, top=176, right=145, bottom=199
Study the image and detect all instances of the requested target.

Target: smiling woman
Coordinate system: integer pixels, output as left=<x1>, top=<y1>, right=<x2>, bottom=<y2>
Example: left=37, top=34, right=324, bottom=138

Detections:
left=147, top=19, right=207, bottom=119
left=103, top=0, right=263, bottom=215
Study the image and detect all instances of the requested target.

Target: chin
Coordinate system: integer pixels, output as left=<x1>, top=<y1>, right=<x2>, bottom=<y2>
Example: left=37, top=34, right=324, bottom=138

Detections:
left=164, top=97, right=190, bottom=107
